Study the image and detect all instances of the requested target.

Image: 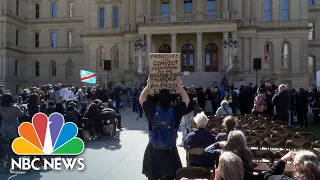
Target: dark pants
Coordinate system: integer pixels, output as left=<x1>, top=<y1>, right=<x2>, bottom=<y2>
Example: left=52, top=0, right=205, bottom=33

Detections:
left=290, top=110, right=295, bottom=125
left=297, top=112, right=308, bottom=128
left=313, top=110, right=320, bottom=124
left=115, top=100, right=120, bottom=114
left=138, top=104, right=143, bottom=117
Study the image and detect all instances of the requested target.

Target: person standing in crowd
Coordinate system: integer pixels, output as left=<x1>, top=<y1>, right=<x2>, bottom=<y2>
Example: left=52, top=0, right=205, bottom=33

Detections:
left=140, top=76, right=189, bottom=180
left=295, top=88, right=309, bottom=128
left=86, top=87, right=93, bottom=104
left=224, top=86, right=238, bottom=115
left=113, top=86, right=121, bottom=114
left=197, top=87, right=206, bottom=110
left=239, top=86, right=253, bottom=115
left=204, top=87, right=213, bottom=115
left=20, top=89, right=29, bottom=104
left=272, top=84, right=290, bottom=123
left=212, top=87, right=222, bottom=114
left=59, top=84, right=70, bottom=103
left=0, top=93, right=24, bottom=169
left=310, top=88, right=320, bottom=124
left=252, top=88, right=267, bottom=116
left=49, top=86, right=60, bottom=104
left=27, top=87, right=40, bottom=118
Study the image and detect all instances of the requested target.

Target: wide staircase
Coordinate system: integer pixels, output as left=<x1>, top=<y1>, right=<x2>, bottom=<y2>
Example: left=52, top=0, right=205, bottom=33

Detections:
left=180, top=72, right=225, bottom=88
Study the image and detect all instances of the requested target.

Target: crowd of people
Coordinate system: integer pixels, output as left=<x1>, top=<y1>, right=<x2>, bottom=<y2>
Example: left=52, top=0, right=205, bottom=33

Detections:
left=0, top=77, right=320, bottom=179
left=139, top=76, right=320, bottom=180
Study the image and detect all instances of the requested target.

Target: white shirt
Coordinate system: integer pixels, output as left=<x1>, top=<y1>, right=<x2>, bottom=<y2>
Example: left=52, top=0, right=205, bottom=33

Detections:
left=59, top=88, right=70, bottom=101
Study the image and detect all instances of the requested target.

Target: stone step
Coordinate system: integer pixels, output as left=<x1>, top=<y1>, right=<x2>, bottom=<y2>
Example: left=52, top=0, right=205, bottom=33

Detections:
left=181, top=72, right=225, bottom=88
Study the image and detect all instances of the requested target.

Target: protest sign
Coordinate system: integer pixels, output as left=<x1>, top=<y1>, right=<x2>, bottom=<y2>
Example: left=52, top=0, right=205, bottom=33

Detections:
left=149, top=53, right=180, bottom=94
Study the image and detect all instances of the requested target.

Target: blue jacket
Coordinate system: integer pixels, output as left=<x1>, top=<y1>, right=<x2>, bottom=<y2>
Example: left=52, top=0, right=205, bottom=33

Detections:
left=184, top=128, right=216, bottom=167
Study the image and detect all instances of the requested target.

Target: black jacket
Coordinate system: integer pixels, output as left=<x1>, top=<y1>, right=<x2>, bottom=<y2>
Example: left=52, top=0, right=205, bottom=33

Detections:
left=264, top=160, right=293, bottom=180
left=272, top=91, right=290, bottom=115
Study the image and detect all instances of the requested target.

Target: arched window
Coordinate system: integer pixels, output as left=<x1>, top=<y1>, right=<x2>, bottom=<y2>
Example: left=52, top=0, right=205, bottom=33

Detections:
left=66, top=60, right=74, bottom=78
left=309, top=56, right=316, bottom=78
left=35, top=61, right=40, bottom=77
left=50, top=60, right=57, bottom=77
left=14, top=60, right=19, bottom=76
left=181, top=43, right=194, bottom=72
left=281, top=42, right=290, bottom=68
left=111, top=46, right=119, bottom=70
left=204, top=43, right=219, bottom=72
left=159, top=44, right=171, bottom=53
left=264, top=43, right=273, bottom=69
left=97, top=46, right=105, bottom=68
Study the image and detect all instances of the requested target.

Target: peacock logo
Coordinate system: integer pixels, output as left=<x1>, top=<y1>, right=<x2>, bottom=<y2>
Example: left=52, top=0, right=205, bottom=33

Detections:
left=12, top=112, right=85, bottom=155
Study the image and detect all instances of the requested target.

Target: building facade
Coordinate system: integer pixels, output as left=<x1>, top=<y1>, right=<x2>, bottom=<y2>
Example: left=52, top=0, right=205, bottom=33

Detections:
left=0, top=0, right=318, bottom=93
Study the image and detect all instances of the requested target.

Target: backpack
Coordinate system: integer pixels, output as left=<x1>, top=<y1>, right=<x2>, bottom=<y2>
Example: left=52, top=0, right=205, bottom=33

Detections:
left=149, top=106, right=177, bottom=150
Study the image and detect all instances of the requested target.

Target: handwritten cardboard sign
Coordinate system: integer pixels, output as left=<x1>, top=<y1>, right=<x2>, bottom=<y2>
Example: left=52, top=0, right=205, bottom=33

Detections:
left=149, top=53, right=181, bottom=94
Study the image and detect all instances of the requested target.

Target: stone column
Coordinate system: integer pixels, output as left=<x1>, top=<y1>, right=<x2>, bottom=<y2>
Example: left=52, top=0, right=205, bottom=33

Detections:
left=124, top=40, right=130, bottom=70
left=146, top=0, right=152, bottom=22
left=222, top=0, right=230, bottom=20
left=171, top=33, right=177, bottom=53
left=250, top=0, right=256, bottom=26
left=196, top=0, right=203, bottom=21
left=146, top=34, right=152, bottom=68
left=231, top=31, right=238, bottom=67
left=223, top=32, right=229, bottom=71
left=171, top=0, right=177, bottom=22
left=137, top=0, right=144, bottom=23
left=243, top=38, right=250, bottom=73
left=196, top=32, right=203, bottom=72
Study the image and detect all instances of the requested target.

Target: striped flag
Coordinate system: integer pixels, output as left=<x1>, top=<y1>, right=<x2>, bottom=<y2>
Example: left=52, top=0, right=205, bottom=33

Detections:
left=80, top=70, right=97, bottom=84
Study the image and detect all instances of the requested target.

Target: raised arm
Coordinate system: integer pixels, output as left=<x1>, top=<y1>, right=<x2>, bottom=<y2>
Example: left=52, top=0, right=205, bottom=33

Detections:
left=139, top=76, right=151, bottom=106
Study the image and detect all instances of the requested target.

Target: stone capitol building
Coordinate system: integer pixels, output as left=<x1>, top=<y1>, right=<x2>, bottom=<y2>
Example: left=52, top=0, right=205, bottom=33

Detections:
left=0, top=0, right=319, bottom=93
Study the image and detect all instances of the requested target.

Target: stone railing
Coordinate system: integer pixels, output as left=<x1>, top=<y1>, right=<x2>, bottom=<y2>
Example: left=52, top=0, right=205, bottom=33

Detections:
left=82, top=26, right=124, bottom=36
left=256, top=20, right=308, bottom=28
left=177, top=14, right=196, bottom=22
left=203, top=13, right=222, bottom=21
left=151, top=15, right=171, bottom=23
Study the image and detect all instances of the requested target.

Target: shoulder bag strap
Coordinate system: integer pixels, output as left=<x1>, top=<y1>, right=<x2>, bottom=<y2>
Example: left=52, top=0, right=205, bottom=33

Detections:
left=223, top=107, right=229, bottom=115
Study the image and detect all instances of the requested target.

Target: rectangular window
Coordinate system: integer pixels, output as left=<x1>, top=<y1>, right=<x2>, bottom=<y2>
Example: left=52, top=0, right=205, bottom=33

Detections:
left=99, top=7, right=105, bottom=28
left=68, top=2, right=74, bottom=17
left=113, top=7, right=119, bottom=27
left=207, top=0, right=216, bottom=14
left=309, top=0, right=315, bottom=6
left=68, top=31, right=73, bottom=47
left=16, top=0, right=19, bottom=15
left=35, top=4, right=40, bottom=18
left=184, top=0, right=193, bottom=13
left=309, top=23, right=315, bottom=40
left=264, top=0, right=272, bottom=21
left=51, top=2, right=56, bottom=18
left=281, top=0, right=289, bottom=21
left=51, top=32, right=57, bottom=48
left=34, top=33, right=39, bottom=47
left=15, top=30, right=19, bottom=46
left=161, top=2, right=170, bottom=16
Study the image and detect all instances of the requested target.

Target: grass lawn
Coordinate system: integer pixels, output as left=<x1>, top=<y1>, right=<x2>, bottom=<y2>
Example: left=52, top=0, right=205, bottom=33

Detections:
left=300, top=124, right=320, bottom=136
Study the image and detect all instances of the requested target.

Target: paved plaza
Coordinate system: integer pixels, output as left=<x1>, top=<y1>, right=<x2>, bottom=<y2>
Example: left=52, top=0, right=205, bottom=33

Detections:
left=0, top=110, right=187, bottom=180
